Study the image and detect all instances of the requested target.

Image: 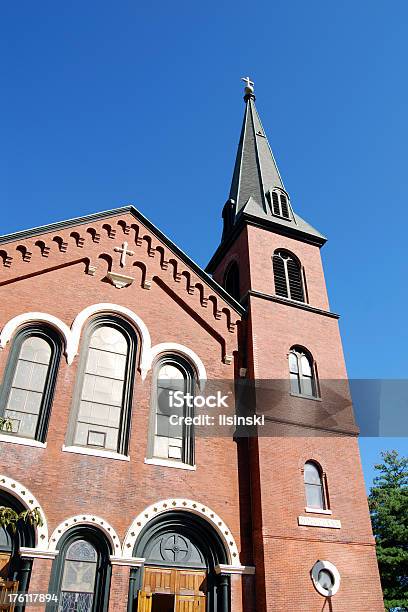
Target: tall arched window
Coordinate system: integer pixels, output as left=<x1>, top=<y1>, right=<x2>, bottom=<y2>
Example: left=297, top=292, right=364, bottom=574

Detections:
left=69, top=317, right=137, bottom=455
left=48, top=527, right=111, bottom=612
left=0, top=327, right=62, bottom=441
left=273, top=250, right=305, bottom=302
left=148, top=356, right=195, bottom=466
left=223, top=261, right=240, bottom=301
left=288, top=346, right=318, bottom=398
left=304, top=461, right=327, bottom=510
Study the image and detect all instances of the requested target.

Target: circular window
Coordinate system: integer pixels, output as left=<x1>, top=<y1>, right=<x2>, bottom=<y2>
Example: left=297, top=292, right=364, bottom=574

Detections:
left=311, top=561, right=340, bottom=596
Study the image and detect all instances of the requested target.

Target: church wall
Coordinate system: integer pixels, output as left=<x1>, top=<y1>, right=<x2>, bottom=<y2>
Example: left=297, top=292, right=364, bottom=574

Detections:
left=0, top=217, right=247, bottom=610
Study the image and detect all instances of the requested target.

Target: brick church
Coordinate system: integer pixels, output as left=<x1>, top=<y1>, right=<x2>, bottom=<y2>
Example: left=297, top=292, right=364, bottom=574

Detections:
left=0, top=79, right=384, bottom=611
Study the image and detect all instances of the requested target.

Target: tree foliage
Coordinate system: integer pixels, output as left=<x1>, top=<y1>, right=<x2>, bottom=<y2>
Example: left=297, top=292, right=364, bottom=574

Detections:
left=368, top=450, right=408, bottom=611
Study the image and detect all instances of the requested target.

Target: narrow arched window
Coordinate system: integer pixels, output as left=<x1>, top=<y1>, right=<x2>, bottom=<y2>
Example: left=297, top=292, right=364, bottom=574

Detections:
left=223, top=261, right=240, bottom=301
left=49, top=528, right=111, bottom=612
left=289, top=346, right=318, bottom=398
left=304, top=461, right=326, bottom=510
left=0, top=327, right=61, bottom=441
left=148, top=356, right=195, bottom=466
left=268, top=189, right=291, bottom=219
left=273, top=250, right=305, bottom=302
left=69, top=318, right=137, bottom=455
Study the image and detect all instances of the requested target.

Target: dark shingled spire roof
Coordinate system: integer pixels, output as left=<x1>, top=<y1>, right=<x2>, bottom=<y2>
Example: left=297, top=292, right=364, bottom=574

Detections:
left=207, top=82, right=326, bottom=275
left=229, top=89, right=285, bottom=215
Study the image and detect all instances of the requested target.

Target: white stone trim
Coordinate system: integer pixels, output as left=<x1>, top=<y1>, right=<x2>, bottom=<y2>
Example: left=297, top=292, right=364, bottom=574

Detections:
left=0, top=475, right=48, bottom=547
left=215, top=564, right=255, bottom=575
left=62, top=445, right=130, bottom=461
left=144, top=457, right=196, bottom=471
left=20, top=548, right=58, bottom=560
left=105, top=272, right=135, bottom=289
left=298, top=516, right=341, bottom=529
left=0, top=434, right=47, bottom=448
left=311, top=560, right=341, bottom=597
left=69, top=303, right=152, bottom=369
left=123, top=498, right=241, bottom=566
left=49, top=515, right=121, bottom=556
left=0, top=312, right=70, bottom=359
left=146, top=342, right=207, bottom=385
left=110, top=556, right=145, bottom=567
left=305, top=507, right=333, bottom=515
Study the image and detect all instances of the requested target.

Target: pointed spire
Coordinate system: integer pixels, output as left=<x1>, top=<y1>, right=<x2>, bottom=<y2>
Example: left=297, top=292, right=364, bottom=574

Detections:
left=218, top=79, right=325, bottom=248
left=229, top=77, right=285, bottom=216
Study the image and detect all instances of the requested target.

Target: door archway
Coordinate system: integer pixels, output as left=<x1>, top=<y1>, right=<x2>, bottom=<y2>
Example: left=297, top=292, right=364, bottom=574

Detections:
left=0, top=491, right=35, bottom=610
left=128, top=511, right=230, bottom=611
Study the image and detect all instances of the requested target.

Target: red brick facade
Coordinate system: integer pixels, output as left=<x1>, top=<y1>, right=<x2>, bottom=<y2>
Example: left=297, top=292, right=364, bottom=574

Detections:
left=0, top=201, right=384, bottom=611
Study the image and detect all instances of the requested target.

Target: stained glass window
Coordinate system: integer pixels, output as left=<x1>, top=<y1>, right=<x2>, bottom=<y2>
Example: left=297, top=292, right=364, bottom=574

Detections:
left=59, top=540, right=97, bottom=612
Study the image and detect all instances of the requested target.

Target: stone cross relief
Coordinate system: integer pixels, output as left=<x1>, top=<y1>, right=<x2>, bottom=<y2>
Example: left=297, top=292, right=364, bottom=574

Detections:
left=114, top=241, right=134, bottom=268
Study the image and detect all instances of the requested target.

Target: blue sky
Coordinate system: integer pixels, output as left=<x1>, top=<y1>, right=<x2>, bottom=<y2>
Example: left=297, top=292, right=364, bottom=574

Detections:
left=1, top=1, right=407, bottom=489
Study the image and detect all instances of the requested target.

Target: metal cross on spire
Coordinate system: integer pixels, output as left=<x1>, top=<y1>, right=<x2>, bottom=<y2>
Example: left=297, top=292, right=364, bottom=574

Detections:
left=241, top=76, right=254, bottom=89
left=241, top=76, right=254, bottom=95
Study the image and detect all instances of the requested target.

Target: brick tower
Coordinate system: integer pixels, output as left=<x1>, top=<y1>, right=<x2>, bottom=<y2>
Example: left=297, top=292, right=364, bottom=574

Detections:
left=206, top=78, right=384, bottom=611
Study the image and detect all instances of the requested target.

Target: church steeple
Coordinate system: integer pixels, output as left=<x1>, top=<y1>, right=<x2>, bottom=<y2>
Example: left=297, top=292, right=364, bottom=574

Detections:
left=213, top=78, right=325, bottom=260
left=229, top=77, right=285, bottom=217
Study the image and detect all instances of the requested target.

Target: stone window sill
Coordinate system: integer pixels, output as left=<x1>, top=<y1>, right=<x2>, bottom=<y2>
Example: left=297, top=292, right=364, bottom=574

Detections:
left=305, top=507, right=333, bottom=515
left=0, top=433, right=46, bottom=448
left=290, top=392, right=322, bottom=402
left=144, top=457, right=196, bottom=471
left=62, top=445, right=130, bottom=461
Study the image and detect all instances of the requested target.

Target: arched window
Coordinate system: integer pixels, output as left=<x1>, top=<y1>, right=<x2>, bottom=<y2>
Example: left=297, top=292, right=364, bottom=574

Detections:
left=223, top=261, right=240, bottom=301
left=69, top=317, right=137, bottom=455
left=288, top=346, right=318, bottom=398
left=0, top=327, right=61, bottom=441
left=273, top=250, right=305, bottom=302
left=48, top=527, right=111, bottom=612
left=268, top=190, right=291, bottom=219
left=304, top=461, right=327, bottom=510
left=148, top=356, right=195, bottom=466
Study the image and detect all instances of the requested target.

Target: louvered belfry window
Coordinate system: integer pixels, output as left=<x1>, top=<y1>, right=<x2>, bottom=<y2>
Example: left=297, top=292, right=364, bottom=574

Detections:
left=273, top=250, right=305, bottom=302
left=268, top=190, right=291, bottom=219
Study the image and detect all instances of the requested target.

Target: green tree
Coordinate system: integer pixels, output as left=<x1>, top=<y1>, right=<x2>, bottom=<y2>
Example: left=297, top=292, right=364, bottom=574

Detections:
left=368, top=450, right=408, bottom=611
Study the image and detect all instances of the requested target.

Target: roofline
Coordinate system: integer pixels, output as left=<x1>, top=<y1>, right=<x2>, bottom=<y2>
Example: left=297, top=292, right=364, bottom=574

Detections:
left=206, top=213, right=327, bottom=273
left=0, top=205, right=246, bottom=316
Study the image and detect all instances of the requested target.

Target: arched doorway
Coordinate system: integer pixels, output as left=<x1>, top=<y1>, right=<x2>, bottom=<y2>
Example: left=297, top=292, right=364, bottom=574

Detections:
left=0, top=491, right=35, bottom=610
left=128, top=511, right=230, bottom=611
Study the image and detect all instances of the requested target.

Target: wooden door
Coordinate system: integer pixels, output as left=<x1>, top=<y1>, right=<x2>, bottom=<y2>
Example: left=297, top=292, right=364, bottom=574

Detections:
left=137, top=591, right=152, bottom=612
left=175, top=595, right=205, bottom=611
left=143, top=567, right=175, bottom=594
left=142, top=567, right=206, bottom=596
